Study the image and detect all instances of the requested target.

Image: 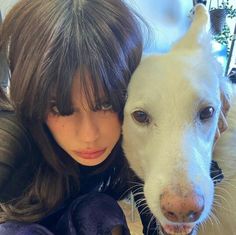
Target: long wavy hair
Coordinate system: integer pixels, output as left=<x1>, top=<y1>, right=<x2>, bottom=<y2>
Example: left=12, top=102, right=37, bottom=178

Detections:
left=0, top=0, right=145, bottom=223
left=0, top=88, right=11, bottom=111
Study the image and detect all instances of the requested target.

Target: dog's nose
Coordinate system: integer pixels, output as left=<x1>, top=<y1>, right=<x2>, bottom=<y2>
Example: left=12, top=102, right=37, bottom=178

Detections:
left=160, top=189, right=204, bottom=223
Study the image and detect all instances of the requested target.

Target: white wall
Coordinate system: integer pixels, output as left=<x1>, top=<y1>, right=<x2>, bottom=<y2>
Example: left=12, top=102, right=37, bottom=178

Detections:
left=0, top=0, right=19, bottom=19
left=126, top=0, right=193, bottom=53
left=0, top=0, right=235, bottom=58
left=125, top=0, right=235, bottom=62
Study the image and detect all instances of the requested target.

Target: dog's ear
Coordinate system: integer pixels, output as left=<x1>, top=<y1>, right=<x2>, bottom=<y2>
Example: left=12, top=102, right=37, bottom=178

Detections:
left=172, top=4, right=210, bottom=51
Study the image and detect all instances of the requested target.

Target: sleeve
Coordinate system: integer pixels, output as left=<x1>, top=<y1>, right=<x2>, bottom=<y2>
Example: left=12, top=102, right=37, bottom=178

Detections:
left=0, top=112, right=36, bottom=202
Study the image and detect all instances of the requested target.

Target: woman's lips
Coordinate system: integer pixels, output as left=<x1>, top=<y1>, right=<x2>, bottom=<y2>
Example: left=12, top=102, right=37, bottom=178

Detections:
left=73, top=149, right=106, bottom=159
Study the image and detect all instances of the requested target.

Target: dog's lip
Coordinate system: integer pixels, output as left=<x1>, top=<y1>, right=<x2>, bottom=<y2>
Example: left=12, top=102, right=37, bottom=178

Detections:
left=161, top=224, right=194, bottom=235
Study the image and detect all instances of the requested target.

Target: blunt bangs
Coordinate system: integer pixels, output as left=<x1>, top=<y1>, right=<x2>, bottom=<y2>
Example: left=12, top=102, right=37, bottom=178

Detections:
left=72, top=0, right=143, bottom=113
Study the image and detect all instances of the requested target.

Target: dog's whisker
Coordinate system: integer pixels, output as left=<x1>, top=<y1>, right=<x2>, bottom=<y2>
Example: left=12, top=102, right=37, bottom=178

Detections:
left=212, top=198, right=222, bottom=207
left=136, top=201, right=147, bottom=211
left=223, top=177, right=236, bottom=182
left=219, top=179, right=236, bottom=189
left=192, top=225, right=199, bottom=235
left=214, top=159, right=235, bottom=163
left=216, top=193, right=236, bottom=215
left=214, top=193, right=232, bottom=209
left=118, top=183, right=144, bottom=199
left=139, top=206, right=151, bottom=217
left=205, top=214, right=213, bottom=229
left=136, top=202, right=149, bottom=212
left=212, top=172, right=224, bottom=181
left=214, top=192, right=229, bottom=203
left=132, top=192, right=145, bottom=198
left=199, top=219, right=207, bottom=234
left=216, top=186, right=235, bottom=202
left=210, top=210, right=221, bottom=229
left=209, top=210, right=216, bottom=227
left=135, top=198, right=146, bottom=208
left=213, top=196, right=233, bottom=214
left=213, top=202, right=236, bottom=215
left=128, top=180, right=144, bottom=187
left=134, top=196, right=145, bottom=203
left=221, top=172, right=236, bottom=179
left=118, top=187, right=138, bottom=200
left=132, top=188, right=144, bottom=195
left=127, top=184, right=143, bottom=191
left=147, top=214, right=156, bottom=235
left=139, top=208, right=150, bottom=216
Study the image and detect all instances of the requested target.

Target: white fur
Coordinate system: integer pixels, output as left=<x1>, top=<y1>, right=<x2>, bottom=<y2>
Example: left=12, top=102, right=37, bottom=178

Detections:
left=122, top=4, right=236, bottom=235
left=198, top=90, right=236, bottom=234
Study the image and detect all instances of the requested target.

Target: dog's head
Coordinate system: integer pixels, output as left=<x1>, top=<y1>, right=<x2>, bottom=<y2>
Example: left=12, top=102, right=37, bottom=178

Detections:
left=123, top=4, right=231, bottom=235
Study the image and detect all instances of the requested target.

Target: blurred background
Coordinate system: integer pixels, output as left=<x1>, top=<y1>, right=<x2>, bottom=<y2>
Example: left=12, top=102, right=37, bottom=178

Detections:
left=0, top=0, right=235, bottom=85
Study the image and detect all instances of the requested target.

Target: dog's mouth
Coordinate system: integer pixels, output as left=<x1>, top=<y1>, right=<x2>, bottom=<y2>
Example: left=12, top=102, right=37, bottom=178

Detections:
left=160, top=224, right=195, bottom=235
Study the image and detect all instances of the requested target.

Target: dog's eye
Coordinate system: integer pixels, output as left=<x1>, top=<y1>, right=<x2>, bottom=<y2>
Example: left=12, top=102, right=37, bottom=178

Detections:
left=199, top=106, right=215, bottom=121
left=132, top=110, right=151, bottom=124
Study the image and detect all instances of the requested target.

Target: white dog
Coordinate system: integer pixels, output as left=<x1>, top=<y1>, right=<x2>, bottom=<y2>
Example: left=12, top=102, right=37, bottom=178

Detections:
left=203, top=91, right=236, bottom=235
left=123, top=4, right=236, bottom=235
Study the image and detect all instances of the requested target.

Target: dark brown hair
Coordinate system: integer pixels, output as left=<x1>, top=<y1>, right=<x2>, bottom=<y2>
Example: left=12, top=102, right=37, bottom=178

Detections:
left=0, top=0, right=145, bottom=222
left=0, top=88, right=12, bottom=111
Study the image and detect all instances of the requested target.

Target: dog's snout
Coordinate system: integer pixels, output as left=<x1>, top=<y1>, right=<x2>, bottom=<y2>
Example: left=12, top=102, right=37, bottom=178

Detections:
left=160, top=189, right=204, bottom=223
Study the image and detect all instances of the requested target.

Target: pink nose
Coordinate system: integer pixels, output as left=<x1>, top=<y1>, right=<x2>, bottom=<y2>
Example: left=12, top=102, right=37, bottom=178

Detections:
left=160, top=189, right=204, bottom=223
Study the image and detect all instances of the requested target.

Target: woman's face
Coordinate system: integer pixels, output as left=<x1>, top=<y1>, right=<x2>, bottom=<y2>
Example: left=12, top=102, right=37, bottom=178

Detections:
left=46, top=72, right=121, bottom=166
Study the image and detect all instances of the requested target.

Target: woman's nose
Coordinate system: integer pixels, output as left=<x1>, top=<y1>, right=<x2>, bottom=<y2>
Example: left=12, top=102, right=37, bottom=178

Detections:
left=76, top=114, right=99, bottom=143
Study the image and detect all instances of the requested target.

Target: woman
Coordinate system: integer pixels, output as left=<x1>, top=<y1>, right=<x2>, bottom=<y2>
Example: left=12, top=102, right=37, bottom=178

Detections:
left=0, top=0, right=156, bottom=234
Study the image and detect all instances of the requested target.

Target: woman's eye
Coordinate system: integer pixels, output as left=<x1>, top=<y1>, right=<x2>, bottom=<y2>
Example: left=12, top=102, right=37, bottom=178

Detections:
left=100, top=102, right=113, bottom=111
left=199, top=106, right=215, bottom=121
left=50, top=105, right=60, bottom=115
left=132, top=110, right=151, bottom=124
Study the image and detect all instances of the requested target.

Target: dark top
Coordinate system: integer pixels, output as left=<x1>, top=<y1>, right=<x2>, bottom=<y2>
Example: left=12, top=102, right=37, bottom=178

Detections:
left=0, top=110, right=156, bottom=234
